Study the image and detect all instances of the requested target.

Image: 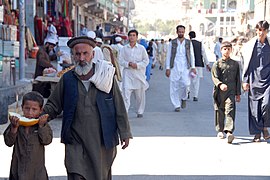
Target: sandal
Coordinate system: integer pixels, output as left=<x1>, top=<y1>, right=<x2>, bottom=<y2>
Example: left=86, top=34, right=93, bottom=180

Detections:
left=253, top=134, right=261, bottom=142
left=263, top=129, right=270, bottom=140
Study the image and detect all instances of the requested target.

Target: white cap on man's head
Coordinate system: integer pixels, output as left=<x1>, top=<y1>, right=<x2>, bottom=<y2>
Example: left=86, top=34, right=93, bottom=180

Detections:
left=115, top=37, right=122, bottom=42
left=46, top=37, right=57, bottom=45
left=87, top=31, right=96, bottom=39
left=96, top=38, right=103, bottom=44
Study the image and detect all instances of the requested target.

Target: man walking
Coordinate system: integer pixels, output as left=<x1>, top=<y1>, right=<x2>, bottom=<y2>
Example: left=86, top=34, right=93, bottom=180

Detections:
left=188, top=31, right=211, bottom=101
left=43, top=35, right=132, bottom=179
left=242, top=20, right=270, bottom=142
left=214, top=37, right=223, bottom=61
left=119, top=29, right=149, bottom=118
left=158, top=39, right=167, bottom=70
left=165, top=25, right=196, bottom=112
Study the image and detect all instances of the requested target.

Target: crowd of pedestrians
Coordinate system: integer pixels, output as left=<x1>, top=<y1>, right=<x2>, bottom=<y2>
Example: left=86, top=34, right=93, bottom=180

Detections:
left=3, top=20, right=270, bottom=180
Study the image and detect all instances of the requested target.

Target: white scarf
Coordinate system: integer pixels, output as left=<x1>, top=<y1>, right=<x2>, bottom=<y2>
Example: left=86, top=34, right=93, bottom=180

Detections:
left=90, top=60, right=115, bottom=93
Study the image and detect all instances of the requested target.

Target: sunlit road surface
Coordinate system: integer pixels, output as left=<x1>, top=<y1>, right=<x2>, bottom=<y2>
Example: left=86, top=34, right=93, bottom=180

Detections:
left=1, top=53, right=269, bottom=180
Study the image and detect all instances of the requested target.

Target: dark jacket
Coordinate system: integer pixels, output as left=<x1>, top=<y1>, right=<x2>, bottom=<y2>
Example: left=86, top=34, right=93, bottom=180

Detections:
left=191, top=39, right=204, bottom=67
left=62, top=71, right=119, bottom=149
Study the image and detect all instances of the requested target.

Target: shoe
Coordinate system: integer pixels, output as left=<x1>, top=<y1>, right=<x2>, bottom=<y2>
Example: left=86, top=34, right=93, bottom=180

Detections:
left=217, top=132, right=225, bottom=139
left=137, top=114, right=143, bottom=118
left=181, top=100, right=186, bottom=109
left=227, top=133, right=234, bottom=144
left=174, top=107, right=180, bottom=112
left=253, top=134, right=261, bottom=142
left=263, top=129, right=270, bottom=140
left=193, top=97, right=198, bottom=101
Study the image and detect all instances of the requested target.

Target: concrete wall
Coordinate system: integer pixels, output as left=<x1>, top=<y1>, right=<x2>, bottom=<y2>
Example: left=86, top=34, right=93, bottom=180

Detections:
left=0, top=82, right=31, bottom=124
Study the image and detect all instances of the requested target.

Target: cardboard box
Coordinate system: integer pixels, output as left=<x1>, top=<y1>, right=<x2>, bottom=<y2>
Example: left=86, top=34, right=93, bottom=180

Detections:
left=3, top=41, right=20, bottom=57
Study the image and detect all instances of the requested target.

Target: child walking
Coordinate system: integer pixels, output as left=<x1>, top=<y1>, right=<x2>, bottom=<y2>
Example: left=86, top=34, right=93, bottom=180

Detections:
left=211, top=41, right=241, bottom=144
left=4, top=91, right=53, bottom=180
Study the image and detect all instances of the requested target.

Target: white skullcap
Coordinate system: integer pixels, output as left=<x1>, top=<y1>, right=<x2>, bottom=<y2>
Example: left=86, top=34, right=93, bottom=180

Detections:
left=96, top=38, right=103, bottom=44
left=87, top=31, right=96, bottom=39
left=115, top=37, right=122, bottom=42
left=46, top=37, right=57, bottom=45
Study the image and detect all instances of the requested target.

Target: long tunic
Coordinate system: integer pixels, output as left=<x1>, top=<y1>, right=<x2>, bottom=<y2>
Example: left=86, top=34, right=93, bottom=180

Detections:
left=211, top=58, right=241, bottom=109
left=43, top=72, right=132, bottom=179
left=119, top=43, right=149, bottom=90
left=4, top=124, right=53, bottom=180
left=243, top=39, right=270, bottom=133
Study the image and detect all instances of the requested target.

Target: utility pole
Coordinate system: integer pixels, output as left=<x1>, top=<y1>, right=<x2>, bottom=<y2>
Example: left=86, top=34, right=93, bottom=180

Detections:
left=264, top=0, right=267, bottom=20
left=127, top=0, right=130, bottom=32
left=19, top=0, right=25, bottom=80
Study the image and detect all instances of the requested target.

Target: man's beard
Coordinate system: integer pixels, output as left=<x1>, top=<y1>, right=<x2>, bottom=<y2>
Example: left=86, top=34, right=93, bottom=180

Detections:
left=178, top=34, right=184, bottom=38
left=75, top=61, right=93, bottom=76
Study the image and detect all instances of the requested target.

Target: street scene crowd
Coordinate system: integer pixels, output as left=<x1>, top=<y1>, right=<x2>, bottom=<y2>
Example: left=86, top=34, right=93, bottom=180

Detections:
left=0, top=19, right=270, bottom=180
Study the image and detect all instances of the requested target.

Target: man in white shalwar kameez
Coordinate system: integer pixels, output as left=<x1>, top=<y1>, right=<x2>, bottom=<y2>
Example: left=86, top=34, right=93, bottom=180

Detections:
left=166, top=25, right=196, bottom=112
left=119, top=30, right=149, bottom=118
left=112, top=37, right=124, bottom=91
left=87, top=31, right=104, bottom=63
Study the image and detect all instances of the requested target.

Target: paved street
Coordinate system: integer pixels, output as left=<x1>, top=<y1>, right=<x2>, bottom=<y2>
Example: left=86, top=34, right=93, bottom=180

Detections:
left=0, top=58, right=270, bottom=180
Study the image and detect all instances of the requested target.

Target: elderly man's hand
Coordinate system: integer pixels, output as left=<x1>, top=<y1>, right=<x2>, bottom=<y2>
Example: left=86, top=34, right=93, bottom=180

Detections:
left=121, top=138, right=130, bottom=149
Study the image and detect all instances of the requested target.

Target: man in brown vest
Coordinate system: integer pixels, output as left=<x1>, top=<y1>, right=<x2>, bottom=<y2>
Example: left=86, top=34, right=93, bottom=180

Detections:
left=165, top=25, right=196, bottom=112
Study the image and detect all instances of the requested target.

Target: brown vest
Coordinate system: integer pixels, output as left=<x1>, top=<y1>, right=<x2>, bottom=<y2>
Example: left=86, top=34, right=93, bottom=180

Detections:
left=170, top=38, right=191, bottom=69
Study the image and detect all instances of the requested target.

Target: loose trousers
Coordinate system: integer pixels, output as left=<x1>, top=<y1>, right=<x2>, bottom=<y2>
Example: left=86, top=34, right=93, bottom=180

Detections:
left=190, top=74, right=200, bottom=98
left=248, top=94, right=270, bottom=135
left=215, top=95, right=236, bottom=133
left=123, top=88, right=146, bottom=114
left=170, top=73, right=190, bottom=108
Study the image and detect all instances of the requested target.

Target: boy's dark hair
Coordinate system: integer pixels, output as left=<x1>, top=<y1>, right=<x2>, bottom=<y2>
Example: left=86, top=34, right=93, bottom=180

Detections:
left=220, top=41, right=232, bottom=50
left=188, top=31, right=196, bottom=38
left=128, top=29, right=138, bottom=36
left=176, top=25, right=185, bottom=31
left=255, top=20, right=269, bottom=30
left=22, top=91, right=44, bottom=108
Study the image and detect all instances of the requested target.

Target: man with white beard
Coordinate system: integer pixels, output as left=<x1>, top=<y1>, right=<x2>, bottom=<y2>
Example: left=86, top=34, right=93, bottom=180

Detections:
left=43, top=36, right=132, bottom=180
left=165, top=25, right=196, bottom=112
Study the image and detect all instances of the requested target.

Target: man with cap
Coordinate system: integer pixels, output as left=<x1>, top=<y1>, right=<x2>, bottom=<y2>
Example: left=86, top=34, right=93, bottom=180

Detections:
left=44, top=19, right=58, bottom=45
left=111, top=36, right=124, bottom=91
left=43, top=36, right=132, bottom=180
left=87, top=31, right=104, bottom=63
left=33, top=39, right=57, bottom=98
left=95, top=37, right=103, bottom=47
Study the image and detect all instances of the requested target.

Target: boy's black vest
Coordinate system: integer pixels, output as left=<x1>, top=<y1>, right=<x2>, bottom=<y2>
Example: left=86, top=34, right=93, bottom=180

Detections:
left=191, top=39, right=204, bottom=67
left=62, top=70, right=119, bottom=149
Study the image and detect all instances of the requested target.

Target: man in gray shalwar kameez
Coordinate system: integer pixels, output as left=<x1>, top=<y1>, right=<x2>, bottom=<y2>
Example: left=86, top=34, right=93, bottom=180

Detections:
left=242, top=20, right=270, bottom=142
left=43, top=36, right=132, bottom=179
